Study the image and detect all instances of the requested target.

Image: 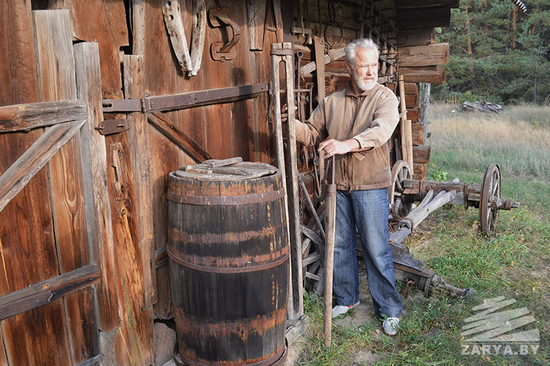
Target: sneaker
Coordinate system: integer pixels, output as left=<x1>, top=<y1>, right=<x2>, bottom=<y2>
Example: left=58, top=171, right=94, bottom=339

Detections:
left=382, top=317, right=400, bottom=336
left=331, top=301, right=360, bottom=318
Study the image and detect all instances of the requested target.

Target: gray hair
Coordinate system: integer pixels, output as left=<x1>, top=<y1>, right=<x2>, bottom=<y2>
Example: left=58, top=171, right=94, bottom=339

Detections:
left=345, top=38, right=379, bottom=65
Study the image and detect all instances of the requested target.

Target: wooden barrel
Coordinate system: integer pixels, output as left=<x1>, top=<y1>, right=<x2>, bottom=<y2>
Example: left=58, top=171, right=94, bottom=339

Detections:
left=167, top=160, right=289, bottom=366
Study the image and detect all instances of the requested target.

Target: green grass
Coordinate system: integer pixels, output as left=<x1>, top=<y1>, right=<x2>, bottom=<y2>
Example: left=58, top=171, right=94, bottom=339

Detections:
left=295, top=103, right=550, bottom=365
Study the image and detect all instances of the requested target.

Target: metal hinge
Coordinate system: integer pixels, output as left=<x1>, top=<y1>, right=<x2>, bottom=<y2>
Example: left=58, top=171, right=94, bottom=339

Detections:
left=96, top=118, right=129, bottom=135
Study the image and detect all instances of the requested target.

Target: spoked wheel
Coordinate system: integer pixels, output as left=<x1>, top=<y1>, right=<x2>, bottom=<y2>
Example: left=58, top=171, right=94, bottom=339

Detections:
left=389, top=161, right=414, bottom=218
left=302, top=205, right=326, bottom=296
left=480, top=164, right=501, bottom=235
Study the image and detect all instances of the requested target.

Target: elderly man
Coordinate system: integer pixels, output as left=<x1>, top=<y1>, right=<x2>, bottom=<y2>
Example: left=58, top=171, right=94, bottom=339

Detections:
left=287, top=38, right=403, bottom=335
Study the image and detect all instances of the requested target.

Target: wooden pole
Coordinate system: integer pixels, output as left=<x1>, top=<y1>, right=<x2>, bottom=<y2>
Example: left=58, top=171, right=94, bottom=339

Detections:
left=324, top=156, right=336, bottom=347
left=271, top=42, right=303, bottom=321
left=399, top=75, right=414, bottom=174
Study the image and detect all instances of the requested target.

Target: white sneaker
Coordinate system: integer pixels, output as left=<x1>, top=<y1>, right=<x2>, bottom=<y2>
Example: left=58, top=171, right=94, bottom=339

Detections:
left=382, top=317, right=400, bottom=336
left=331, top=301, right=360, bottom=318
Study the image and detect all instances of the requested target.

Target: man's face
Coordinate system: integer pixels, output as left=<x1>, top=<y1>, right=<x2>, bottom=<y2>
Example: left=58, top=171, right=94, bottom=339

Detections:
left=348, top=47, right=379, bottom=92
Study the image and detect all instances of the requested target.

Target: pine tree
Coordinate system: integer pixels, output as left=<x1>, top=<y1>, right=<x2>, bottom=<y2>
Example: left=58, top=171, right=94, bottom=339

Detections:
left=434, top=0, right=550, bottom=105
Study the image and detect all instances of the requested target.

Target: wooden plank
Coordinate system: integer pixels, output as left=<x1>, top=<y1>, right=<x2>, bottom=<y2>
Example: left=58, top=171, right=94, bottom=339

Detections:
left=404, top=83, right=419, bottom=108
left=400, top=66, right=446, bottom=84
left=34, top=10, right=98, bottom=364
left=0, top=100, right=87, bottom=132
left=412, top=122, right=424, bottom=146
left=148, top=112, right=212, bottom=163
left=397, top=27, right=435, bottom=47
left=124, top=55, right=156, bottom=308
left=413, top=163, right=427, bottom=181
left=413, top=144, right=431, bottom=164
left=107, top=141, right=154, bottom=365
left=247, top=0, right=267, bottom=51
left=0, top=120, right=85, bottom=213
left=396, top=0, right=459, bottom=9
left=0, top=265, right=100, bottom=321
left=397, top=7, right=451, bottom=30
left=74, top=42, right=121, bottom=332
left=139, top=0, right=181, bottom=320
left=0, top=2, right=57, bottom=365
left=407, top=107, right=422, bottom=123
left=67, top=0, right=129, bottom=98
left=202, top=3, right=237, bottom=159
left=398, top=43, right=449, bottom=67
left=232, top=1, right=255, bottom=161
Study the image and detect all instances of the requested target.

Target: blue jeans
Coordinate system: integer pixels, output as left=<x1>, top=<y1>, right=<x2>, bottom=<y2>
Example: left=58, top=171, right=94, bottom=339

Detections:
left=333, top=188, right=403, bottom=319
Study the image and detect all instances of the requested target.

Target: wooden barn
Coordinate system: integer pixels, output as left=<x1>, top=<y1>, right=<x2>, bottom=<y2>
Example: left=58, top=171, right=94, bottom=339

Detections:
left=0, top=0, right=457, bottom=365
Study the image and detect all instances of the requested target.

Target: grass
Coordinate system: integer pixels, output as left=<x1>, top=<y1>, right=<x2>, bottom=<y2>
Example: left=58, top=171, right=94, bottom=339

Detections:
left=294, top=103, right=550, bottom=365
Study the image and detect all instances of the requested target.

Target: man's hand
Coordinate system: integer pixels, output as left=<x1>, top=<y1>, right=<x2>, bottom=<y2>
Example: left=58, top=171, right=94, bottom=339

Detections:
left=280, top=104, right=296, bottom=123
left=318, top=138, right=360, bottom=158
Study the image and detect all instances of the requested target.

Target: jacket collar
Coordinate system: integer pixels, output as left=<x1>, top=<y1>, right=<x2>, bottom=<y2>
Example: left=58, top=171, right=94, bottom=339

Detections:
left=345, top=82, right=381, bottom=97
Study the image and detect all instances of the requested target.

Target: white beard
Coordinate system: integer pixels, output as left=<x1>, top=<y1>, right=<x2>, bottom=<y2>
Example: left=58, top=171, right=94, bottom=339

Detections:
left=352, top=70, right=377, bottom=91
left=356, top=79, right=376, bottom=91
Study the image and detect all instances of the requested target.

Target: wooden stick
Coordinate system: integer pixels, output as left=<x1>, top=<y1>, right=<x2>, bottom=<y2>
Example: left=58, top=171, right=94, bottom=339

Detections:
left=324, top=156, right=336, bottom=347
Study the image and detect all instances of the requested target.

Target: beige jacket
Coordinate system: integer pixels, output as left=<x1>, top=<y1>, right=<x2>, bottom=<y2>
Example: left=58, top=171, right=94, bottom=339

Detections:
left=295, top=83, right=399, bottom=191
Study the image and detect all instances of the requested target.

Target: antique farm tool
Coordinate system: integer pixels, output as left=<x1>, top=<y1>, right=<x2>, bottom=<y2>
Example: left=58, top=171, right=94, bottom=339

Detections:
left=388, top=161, right=520, bottom=235
left=388, top=189, right=475, bottom=298
left=271, top=42, right=303, bottom=321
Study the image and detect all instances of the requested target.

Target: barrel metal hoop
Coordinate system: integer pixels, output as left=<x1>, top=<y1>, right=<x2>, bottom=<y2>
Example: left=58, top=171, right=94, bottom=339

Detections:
left=167, top=187, right=284, bottom=205
left=174, top=340, right=287, bottom=366
left=167, top=247, right=289, bottom=273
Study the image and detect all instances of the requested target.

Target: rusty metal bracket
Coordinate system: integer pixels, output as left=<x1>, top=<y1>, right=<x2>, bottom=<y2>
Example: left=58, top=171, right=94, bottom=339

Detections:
left=96, top=118, right=129, bottom=135
left=102, top=83, right=268, bottom=113
left=208, top=7, right=240, bottom=61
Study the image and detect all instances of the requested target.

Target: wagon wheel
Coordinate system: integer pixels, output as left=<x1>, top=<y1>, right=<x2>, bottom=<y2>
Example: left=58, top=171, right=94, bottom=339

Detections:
left=480, top=164, right=501, bottom=235
left=302, top=206, right=326, bottom=296
left=389, top=161, right=413, bottom=218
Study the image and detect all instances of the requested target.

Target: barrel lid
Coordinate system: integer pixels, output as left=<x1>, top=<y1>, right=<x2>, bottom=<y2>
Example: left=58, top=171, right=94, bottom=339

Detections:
left=174, top=157, right=278, bottom=181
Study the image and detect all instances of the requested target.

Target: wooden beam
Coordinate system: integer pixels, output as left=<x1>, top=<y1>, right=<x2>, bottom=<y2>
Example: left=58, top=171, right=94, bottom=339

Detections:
left=0, top=100, right=87, bottom=132
left=0, top=265, right=100, bottom=321
left=413, top=145, right=431, bottom=164
left=396, top=0, right=459, bottom=9
left=397, top=7, right=451, bottom=29
left=400, top=66, right=446, bottom=84
left=75, top=42, right=121, bottom=331
left=398, top=43, right=449, bottom=67
left=147, top=112, right=212, bottom=163
left=34, top=10, right=98, bottom=364
left=246, top=0, right=267, bottom=51
left=397, top=28, right=436, bottom=47
left=0, top=118, right=86, bottom=213
left=124, top=55, right=156, bottom=308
